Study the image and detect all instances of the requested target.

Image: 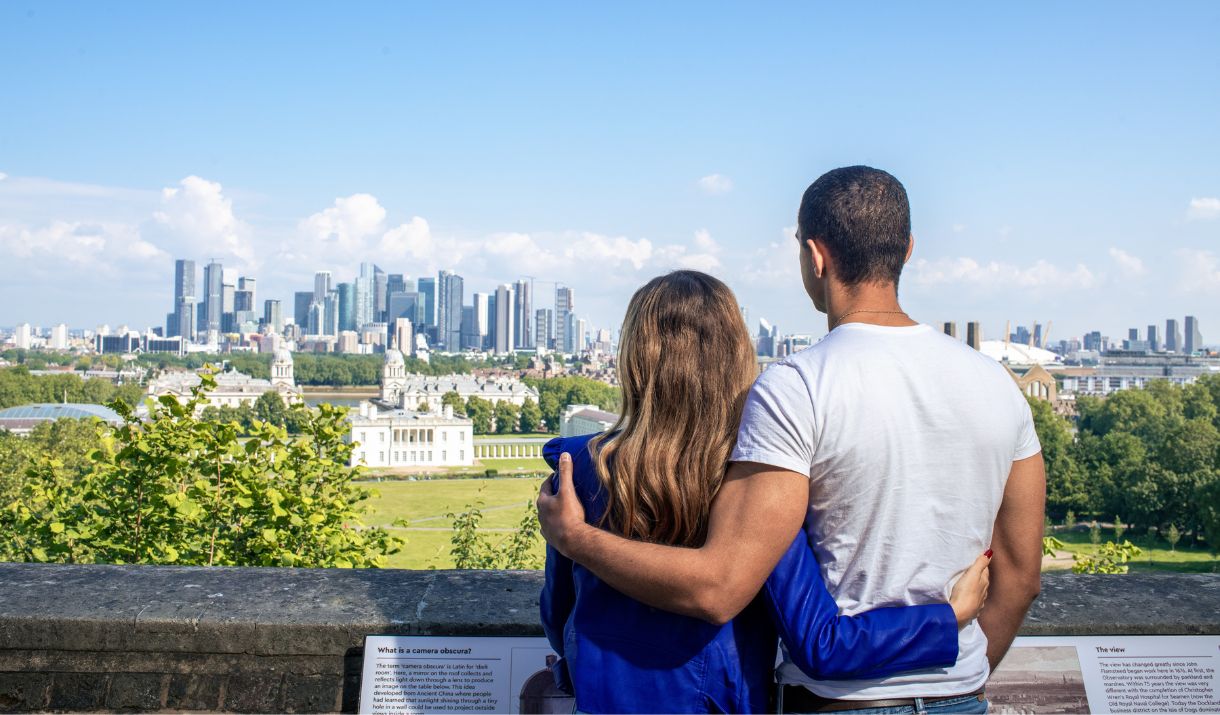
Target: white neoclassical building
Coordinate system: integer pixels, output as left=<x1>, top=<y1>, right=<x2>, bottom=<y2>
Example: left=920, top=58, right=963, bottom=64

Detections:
left=347, top=402, right=474, bottom=469
left=148, top=349, right=303, bottom=411
left=559, top=404, right=618, bottom=437
left=471, top=437, right=550, bottom=461
left=380, top=349, right=409, bottom=404
left=385, top=370, right=539, bottom=411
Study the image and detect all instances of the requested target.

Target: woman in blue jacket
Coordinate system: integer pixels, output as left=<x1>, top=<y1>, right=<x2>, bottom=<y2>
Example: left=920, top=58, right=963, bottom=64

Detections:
left=540, top=271, right=989, bottom=714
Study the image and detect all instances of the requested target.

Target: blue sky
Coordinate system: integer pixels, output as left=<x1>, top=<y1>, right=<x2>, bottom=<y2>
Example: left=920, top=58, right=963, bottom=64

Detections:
left=1, top=2, right=1217, bottom=344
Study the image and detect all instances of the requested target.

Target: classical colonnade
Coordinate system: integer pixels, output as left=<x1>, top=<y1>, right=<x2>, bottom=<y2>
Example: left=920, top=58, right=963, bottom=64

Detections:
left=473, top=440, right=547, bottom=460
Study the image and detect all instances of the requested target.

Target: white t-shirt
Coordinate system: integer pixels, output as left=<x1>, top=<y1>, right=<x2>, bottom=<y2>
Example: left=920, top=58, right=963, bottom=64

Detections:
left=731, top=322, right=1040, bottom=699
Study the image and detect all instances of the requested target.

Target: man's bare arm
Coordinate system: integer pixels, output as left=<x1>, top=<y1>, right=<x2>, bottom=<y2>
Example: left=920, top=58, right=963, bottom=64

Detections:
left=538, top=454, right=809, bottom=625
left=978, top=452, right=1046, bottom=671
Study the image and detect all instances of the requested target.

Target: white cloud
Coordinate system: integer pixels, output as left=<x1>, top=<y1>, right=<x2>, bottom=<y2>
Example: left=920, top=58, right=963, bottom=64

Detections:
left=0, top=220, right=165, bottom=272
left=740, top=227, right=800, bottom=284
left=152, top=176, right=255, bottom=267
left=657, top=229, right=721, bottom=272
left=697, top=173, right=733, bottom=195
left=1108, top=248, right=1146, bottom=277
left=1187, top=197, right=1220, bottom=220
left=299, top=193, right=387, bottom=250
left=951, top=223, right=966, bottom=233
left=380, top=216, right=446, bottom=264
left=1176, top=249, right=1220, bottom=294
left=0, top=172, right=7, bottom=182
left=912, top=257, right=1097, bottom=291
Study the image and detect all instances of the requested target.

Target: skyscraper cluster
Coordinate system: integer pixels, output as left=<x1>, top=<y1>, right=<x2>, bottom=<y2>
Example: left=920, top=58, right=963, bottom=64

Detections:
left=165, top=260, right=590, bottom=355
left=1119, top=316, right=1204, bottom=355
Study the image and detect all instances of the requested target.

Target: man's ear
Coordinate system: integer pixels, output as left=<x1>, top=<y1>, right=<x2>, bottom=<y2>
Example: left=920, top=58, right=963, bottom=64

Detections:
left=807, top=239, right=827, bottom=278
left=904, top=234, right=915, bottom=264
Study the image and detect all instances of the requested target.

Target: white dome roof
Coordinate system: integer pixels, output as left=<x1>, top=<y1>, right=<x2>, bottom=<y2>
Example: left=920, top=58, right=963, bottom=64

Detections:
left=385, top=349, right=405, bottom=365
left=979, top=340, right=1060, bottom=367
left=272, top=347, right=293, bottom=364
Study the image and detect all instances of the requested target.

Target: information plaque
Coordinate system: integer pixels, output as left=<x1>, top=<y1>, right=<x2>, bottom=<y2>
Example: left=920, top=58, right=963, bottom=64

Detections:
left=990, top=635, right=1219, bottom=714
left=360, top=634, right=1220, bottom=714
left=359, top=635, right=570, bottom=714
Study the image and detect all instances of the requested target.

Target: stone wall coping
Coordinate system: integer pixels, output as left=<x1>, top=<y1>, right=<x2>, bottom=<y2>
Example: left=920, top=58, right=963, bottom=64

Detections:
left=1, top=564, right=1217, bottom=657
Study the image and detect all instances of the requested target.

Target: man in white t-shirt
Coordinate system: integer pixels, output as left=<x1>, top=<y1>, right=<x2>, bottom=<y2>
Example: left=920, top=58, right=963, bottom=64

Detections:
left=538, top=166, right=1046, bottom=713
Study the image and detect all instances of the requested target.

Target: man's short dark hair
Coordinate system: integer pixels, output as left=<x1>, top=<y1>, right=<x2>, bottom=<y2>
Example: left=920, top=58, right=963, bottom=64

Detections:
left=798, top=166, right=911, bottom=286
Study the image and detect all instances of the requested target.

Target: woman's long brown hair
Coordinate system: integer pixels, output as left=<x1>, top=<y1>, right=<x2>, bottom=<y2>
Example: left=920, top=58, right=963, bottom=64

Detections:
left=589, top=270, right=758, bottom=548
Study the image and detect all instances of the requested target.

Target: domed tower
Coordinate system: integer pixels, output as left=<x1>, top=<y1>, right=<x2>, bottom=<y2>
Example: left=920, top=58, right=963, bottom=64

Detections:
left=381, top=348, right=407, bottom=404
left=270, top=347, right=295, bottom=389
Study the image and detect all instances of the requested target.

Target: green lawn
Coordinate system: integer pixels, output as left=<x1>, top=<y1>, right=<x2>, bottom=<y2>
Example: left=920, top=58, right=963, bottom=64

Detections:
left=1047, top=526, right=1218, bottom=574
left=479, top=457, right=551, bottom=472
left=474, top=433, right=557, bottom=441
left=359, top=477, right=543, bottom=569
left=359, top=482, right=1220, bottom=573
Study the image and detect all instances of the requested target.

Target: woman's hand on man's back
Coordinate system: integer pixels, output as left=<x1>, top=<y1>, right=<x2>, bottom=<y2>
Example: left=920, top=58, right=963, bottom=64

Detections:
left=949, top=551, right=992, bottom=629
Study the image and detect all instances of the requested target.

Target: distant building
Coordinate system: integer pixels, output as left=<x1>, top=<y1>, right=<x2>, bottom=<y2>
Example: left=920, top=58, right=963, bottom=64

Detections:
left=200, top=261, right=223, bottom=336
left=943, top=322, right=958, bottom=339
left=293, top=291, right=313, bottom=331
left=50, top=324, right=69, bottom=350
left=756, top=318, right=778, bottom=358
left=1005, top=364, right=1058, bottom=402
left=966, top=322, right=982, bottom=350
left=13, top=323, right=32, bottom=350
left=471, top=293, right=491, bottom=349
left=1058, top=353, right=1219, bottom=396
left=0, top=403, right=125, bottom=437
left=263, top=300, right=283, bottom=333
left=417, top=276, right=437, bottom=330
left=170, top=259, right=196, bottom=341
left=513, top=279, right=532, bottom=350
left=495, top=284, right=515, bottom=355
left=1166, top=319, right=1181, bottom=354
left=380, top=349, right=408, bottom=405
left=356, top=264, right=375, bottom=331
left=388, top=373, right=538, bottom=412
left=555, top=286, right=574, bottom=352
left=559, top=404, right=618, bottom=438
left=438, top=270, right=464, bottom=351
left=460, top=305, right=481, bottom=350
left=392, top=318, right=413, bottom=356
left=536, top=308, right=554, bottom=351
left=94, top=332, right=140, bottom=354
left=387, top=290, right=422, bottom=330
left=1147, top=324, right=1159, bottom=352
left=1185, top=316, right=1202, bottom=355
left=147, top=350, right=301, bottom=410
left=337, top=282, right=356, bottom=332
left=337, top=330, right=360, bottom=354
left=313, top=271, right=332, bottom=303
left=346, top=402, right=473, bottom=469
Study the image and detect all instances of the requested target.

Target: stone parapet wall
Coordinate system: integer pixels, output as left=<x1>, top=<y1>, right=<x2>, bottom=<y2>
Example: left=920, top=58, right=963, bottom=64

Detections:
left=0, top=564, right=1216, bottom=712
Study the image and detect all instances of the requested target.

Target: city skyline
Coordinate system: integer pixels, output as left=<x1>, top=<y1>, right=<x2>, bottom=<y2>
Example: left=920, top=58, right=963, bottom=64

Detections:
left=1, top=3, right=1218, bottom=339
left=5, top=253, right=1210, bottom=361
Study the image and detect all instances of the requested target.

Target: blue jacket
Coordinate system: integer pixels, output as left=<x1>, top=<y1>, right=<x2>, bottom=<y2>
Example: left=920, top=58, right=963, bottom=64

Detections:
left=540, top=434, right=959, bottom=714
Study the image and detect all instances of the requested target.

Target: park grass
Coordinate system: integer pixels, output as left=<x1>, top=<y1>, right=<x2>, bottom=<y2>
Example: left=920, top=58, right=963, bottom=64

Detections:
left=359, top=477, right=542, bottom=569
left=1047, top=525, right=1218, bottom=574
left=479, top=457, right=551, bottom=472
left=361, top=480, right=1220, bottom=573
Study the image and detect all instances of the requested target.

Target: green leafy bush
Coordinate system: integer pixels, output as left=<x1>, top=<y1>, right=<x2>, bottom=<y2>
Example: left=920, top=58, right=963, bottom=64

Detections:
left=0, top=369, right=401, bottom=567
left=1072, top=540, right=1142, bottom=574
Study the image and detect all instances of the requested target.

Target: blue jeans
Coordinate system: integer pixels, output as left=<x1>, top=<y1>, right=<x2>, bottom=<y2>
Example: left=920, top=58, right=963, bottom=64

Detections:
left=815, top=694, right=989, bottom=715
